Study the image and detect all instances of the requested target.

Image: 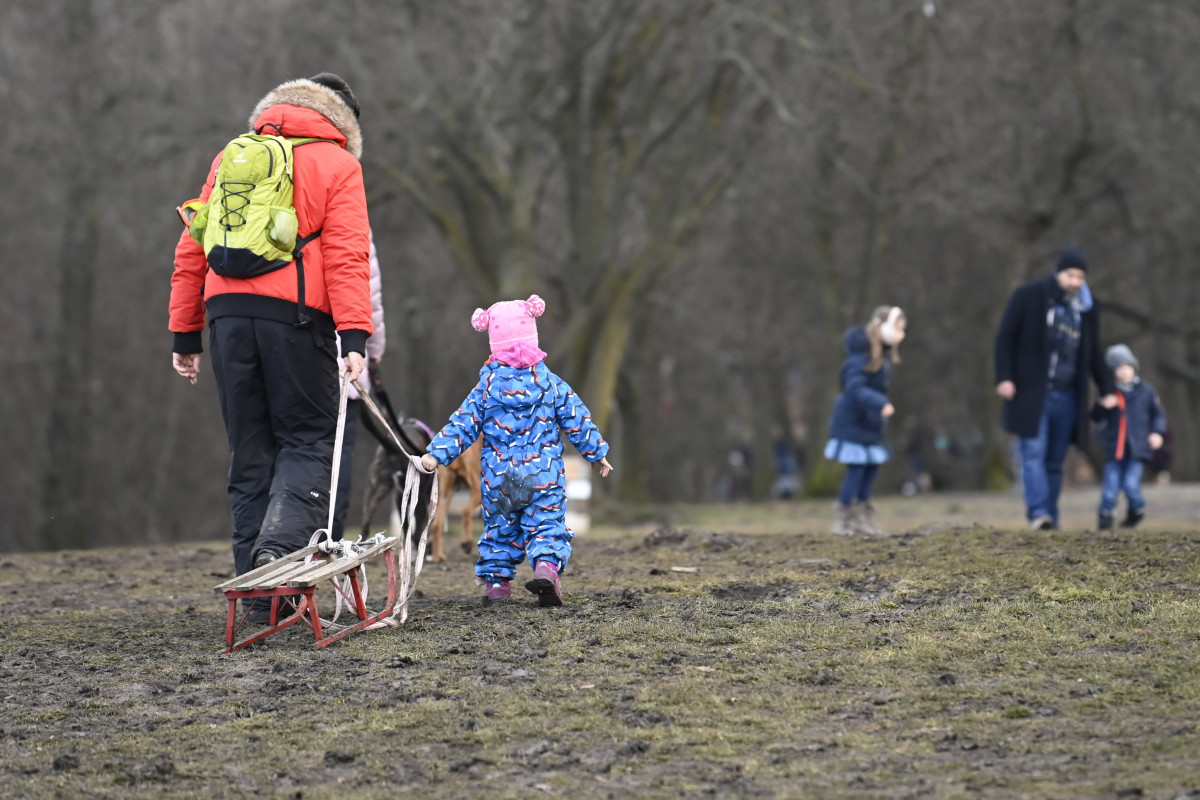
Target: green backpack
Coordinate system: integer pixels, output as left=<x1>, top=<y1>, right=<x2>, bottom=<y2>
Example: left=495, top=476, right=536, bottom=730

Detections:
left=181, top=129, right=329, bottom=279
left=178, top=128, right=334, bottom=327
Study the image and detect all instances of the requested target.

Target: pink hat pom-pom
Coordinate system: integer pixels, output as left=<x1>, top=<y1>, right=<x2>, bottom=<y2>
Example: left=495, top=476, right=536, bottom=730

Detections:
left=524, top=294, right=546, bottom=317
left=471, top=308, right=490, bottom=332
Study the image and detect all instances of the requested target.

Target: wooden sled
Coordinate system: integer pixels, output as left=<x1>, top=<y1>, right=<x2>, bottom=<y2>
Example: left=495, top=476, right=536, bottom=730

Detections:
left=213, top=535, right=399, bottom=654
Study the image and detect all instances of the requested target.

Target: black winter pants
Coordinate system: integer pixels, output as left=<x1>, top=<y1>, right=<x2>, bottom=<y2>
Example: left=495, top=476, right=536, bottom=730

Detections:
left=209, top=316, right=339, bottom=578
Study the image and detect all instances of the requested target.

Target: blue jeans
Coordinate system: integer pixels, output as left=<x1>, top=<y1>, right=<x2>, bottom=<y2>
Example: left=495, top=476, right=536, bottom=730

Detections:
left=839, top=464, right=880, bottom=507
left=1098, top=458, right=1144, bottom=514
left=1019, top=389, right=1076, bottom=527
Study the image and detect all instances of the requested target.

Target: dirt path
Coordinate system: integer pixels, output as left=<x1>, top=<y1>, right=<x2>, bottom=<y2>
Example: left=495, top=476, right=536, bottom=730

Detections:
left=2, top=486, right=1199, bottom=799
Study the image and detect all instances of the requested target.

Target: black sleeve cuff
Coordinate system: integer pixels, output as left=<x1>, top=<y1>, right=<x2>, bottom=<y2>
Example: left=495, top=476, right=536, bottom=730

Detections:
left=173, top=331, right=203, bottom=354
left=339, top=329, right=368, bottom=358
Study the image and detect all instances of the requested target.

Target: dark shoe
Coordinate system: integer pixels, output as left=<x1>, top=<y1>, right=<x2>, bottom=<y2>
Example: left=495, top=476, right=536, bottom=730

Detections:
left=1120, top=507, right=1145, bottom=529
left=1030, top=515, right=1054, bottom=531
left=525, top=560, right=563, bottom=607
left=1097, top=512, right=1114, bottom=531
left=246, top=606, right=272, bottom=625
left=482, top=580, right=512, bottom=605
left=243, top=597, right=273, bottom=625
left=252, top=549, right=281, bottom=569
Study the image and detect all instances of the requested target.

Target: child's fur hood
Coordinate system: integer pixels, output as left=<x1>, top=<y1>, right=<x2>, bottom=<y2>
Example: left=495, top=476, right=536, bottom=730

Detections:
left=247, top=79, right=362, bottom=160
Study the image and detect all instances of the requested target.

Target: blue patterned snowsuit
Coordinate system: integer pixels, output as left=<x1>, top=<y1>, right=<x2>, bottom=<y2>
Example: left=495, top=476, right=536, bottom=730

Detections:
left=427, top=359, right=609, bottom=582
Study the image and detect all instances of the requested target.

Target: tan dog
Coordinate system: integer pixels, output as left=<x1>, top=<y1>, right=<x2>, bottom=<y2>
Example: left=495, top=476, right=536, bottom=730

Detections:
left=432, top=439, right=483, bottom=560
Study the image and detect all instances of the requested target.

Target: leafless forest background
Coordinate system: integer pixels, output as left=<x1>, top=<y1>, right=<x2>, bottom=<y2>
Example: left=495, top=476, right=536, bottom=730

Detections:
left=3, top=0, right=1199, bottom=552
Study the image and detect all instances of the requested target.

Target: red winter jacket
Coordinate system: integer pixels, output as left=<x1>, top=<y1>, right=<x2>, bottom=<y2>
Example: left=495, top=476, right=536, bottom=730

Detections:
left=170, top=79, right=372, bottom=357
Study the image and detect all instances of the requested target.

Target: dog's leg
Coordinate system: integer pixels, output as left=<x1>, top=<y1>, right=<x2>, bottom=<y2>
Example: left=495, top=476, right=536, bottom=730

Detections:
left=461, top=474, right=481, bottom=553
left=426, top=466, right=454, bottom=563
left=457, top=440, right=484, bottom=554
left=361, top=446, right=392, bottom=537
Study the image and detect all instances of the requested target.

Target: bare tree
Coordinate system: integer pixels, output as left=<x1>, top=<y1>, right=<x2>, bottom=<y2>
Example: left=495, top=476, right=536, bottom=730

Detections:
left=365, top=0, right=775, bottom=495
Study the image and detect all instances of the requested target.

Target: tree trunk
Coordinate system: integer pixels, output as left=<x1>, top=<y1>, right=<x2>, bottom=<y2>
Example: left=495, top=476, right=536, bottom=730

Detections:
left=615, top=369, right=650, bottom=503
left=805, top=131, right=847, bottom=495
left=40, top=0, right=100, bottom=549
left=580, top=288, right=636, bottom=433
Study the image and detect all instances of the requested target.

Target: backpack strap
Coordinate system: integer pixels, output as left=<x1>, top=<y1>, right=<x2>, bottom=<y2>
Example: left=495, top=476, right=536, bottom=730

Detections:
left=292, top=230, right=322, bottom=330
left=291, top=137, right=341, bottom=147
left=286, top=138, right=338, bottom=332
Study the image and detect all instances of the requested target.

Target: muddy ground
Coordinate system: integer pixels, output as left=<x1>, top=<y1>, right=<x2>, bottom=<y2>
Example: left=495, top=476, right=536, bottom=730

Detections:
left=3, top=485, right=1200, bottom=799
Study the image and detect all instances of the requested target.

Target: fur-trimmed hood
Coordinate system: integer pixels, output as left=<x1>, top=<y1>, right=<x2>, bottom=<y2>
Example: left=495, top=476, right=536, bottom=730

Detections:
left=247, top=78, right=362, bottom=159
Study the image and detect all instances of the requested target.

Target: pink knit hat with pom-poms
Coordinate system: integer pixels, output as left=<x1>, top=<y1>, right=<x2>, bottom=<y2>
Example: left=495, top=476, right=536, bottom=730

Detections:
left=471, top=294, right=546, bottom=352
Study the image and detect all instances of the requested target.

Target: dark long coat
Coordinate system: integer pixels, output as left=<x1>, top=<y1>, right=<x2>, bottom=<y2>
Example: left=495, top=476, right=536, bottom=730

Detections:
left=994, top=275, right=1113, bottom=444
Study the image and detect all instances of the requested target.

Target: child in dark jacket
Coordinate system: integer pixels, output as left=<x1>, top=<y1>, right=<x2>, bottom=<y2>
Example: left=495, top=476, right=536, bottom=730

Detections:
left=420, top=295, right=613, bottom=606
left=824, top=306, right=906, bottom=535
left=1092, top=344, right=1167, bottom=530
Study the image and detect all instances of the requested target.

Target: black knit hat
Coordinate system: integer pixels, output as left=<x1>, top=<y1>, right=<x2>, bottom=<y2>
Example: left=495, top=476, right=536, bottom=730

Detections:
left=309, top=72, right=360, bottom=119
left=1056, top=244, right=1088, bottom=272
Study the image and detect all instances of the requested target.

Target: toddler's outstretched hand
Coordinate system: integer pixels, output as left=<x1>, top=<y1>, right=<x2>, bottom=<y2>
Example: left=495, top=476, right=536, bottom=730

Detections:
left=1149, top=433, right=1164, bottom=451
left=420, top=453, right=438, bottom=472
left=881, top=403, right=896, bottom=418
left=597, top=457, right=613, bottom=478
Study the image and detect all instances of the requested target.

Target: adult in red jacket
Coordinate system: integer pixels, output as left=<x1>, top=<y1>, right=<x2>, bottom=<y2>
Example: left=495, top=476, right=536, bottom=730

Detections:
left=170, top=74, right=373, bottom=617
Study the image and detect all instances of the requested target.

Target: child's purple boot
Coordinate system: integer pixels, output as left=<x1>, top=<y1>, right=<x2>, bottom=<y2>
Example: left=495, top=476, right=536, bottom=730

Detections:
left=482, top=580, right=512, bottom=605
left=525, top=560, right=563, bottom=607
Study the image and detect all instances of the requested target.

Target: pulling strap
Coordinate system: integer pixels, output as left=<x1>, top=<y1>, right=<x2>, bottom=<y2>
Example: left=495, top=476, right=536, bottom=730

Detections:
left=301, top=372, right=438, bottom=629
left=350, top=376, right=438, bottom=627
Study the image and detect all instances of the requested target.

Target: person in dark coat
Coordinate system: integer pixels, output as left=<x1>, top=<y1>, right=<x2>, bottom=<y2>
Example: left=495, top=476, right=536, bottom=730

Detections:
left=1091, top=344, right=1167, bottom=530
left=824, top=306, right=907, bottom=535
left=994, top=245, right=1116, bottom=530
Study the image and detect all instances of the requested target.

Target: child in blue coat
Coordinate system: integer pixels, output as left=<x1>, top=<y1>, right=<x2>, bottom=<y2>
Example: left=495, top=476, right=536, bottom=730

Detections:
left=421, top=295, right=613, bottom=606
left=824, top=306, right=906, bottom=535
left=1091, top=344, right=1167, bottom=530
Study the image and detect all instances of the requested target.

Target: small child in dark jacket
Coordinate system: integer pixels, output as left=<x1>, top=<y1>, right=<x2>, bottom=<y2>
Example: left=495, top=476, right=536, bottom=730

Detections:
left=824, top=306, right=906, bottom=535
left=1092, top=344, right=1166, bottom=530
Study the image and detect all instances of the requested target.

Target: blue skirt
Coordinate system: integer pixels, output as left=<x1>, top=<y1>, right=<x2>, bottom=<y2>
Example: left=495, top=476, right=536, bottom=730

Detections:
left=824, top=438, right=890, bottom=466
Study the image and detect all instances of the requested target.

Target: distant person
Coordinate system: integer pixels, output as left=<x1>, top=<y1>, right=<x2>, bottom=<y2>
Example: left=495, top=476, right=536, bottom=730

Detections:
left=994, top=245, right=1116, bottom=530
left=901, top=415, right=931, bottom=496
left=331, top=231, right=386, bottom=541
left=727, top=445, right=753, bottom=502
left=170, top=73, right=373, bottom=623
left=824, top=306, right=907, bottom=535
left=420, top=295, right=613, bottom=606
left=1091, top=345, right=1167, bottom=530
left=772, top=429, right=800, bottom=500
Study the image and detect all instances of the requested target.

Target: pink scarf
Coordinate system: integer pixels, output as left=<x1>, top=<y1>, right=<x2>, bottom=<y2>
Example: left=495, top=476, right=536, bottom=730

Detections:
left=487, top=342, right=547, bottom=369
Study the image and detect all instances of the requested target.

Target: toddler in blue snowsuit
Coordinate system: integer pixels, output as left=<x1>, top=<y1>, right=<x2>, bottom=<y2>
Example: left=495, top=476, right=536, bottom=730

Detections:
left=421, top=295, right=613, bottom=606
